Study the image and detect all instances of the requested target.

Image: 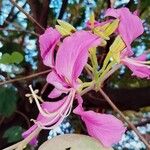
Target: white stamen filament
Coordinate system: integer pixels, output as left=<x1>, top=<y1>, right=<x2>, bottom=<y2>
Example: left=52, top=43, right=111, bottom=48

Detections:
left=29, top=85, right=58, bottom=117
left=122, top=57, right=150, bottom=68
left=34, top=90, right=75, bottom=130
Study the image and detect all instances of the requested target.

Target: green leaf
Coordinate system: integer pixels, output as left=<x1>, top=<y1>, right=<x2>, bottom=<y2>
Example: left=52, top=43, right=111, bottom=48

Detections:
left=3, top=126, right=24, bottom=143
left=0, top=52, right=23, bottom=65
left=11, top=52, right=24, bottom=64
left=0, top=87, right=18, bottom=117
left=0, top=53, right=11, bottom=64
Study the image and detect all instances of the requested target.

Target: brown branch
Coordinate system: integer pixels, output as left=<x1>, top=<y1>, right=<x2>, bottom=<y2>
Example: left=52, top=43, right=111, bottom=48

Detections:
left=58, top=0, right=68, bottom=19
left=0, top=28, right=39, bottom=36
left=99, top=88, right=150, bottom=149
left=10, top=0, right=45, bottom=32
left=1, top=1, right=27, bottom=28
left=0, top=69, right=51, bottom=86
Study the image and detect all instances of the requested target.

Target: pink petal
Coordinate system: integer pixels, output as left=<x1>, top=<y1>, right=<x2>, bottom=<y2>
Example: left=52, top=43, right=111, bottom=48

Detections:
left=105, top=8, right=144, bottom=56
left=122, top=57, right=150, bottom=79
left=55, top=31, right=100, bottom=86
left=48, top=88, right=63, bottom=98
left=73, top=95, right=126, bottom=147
left=133, top=54, right=147, bottom=61
left=22, top=124, right=38, bottom=146
left=46, top=70, right=69, bottom=91
left=39, top=27, right=61, bottom=67
left=22, top=98, right=66, bottom=145
left=40, top=99, right=65, bottom=113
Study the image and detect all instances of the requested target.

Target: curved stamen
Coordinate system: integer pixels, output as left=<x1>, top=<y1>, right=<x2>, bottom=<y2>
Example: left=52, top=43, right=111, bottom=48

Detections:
left=122, top=57, right=150, bottom=68
left=29, top=85, right=59, bottom=117
left=35, top=90, right=75, bottom=130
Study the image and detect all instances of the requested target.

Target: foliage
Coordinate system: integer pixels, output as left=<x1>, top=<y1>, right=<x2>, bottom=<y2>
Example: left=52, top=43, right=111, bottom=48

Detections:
left=3, top=126, right=24, bottom=143
left=0, top=52, right=23, bottom=64
left=0, top=87, right=18, bottom=117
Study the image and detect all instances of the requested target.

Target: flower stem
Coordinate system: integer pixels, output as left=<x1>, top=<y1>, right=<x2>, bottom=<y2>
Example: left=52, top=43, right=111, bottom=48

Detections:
left=99, top=63, right=121, bottom=85
left=99, top=88, right=150, bottom=149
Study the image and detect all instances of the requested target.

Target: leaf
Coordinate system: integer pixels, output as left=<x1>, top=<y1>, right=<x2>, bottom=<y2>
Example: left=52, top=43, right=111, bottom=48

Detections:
left=3, top=126, right=24, bottom=143
left=39, top=134, right=113, bottom=150
left=0, top=52, right=23, bottom=65
left=0, top=53, right=11, bottom=64
left=0, top=87, right=18, bottom=117
left=11, top=51, right=24, bottom=64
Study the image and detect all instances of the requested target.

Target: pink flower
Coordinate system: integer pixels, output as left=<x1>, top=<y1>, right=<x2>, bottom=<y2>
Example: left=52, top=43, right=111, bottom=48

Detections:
left=105, top=8, right=144, bottom=56
left=121, top=56, right=150, bottom=79
left=39, top=27, right=61, bottom=67
left=47, top=30, right=101, bottom=97
left=23, top=31, right=100, bottom=145
left=73, top=94, right=126, bottom=147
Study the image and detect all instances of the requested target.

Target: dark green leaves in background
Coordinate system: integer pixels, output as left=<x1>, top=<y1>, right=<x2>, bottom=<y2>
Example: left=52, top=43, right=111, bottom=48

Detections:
left=0, top=87, right=19, bottom=117
left=3, top=126, right=24, bottom=143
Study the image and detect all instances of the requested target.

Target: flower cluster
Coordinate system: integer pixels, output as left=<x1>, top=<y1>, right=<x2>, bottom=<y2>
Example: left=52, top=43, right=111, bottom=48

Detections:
left=23, top=7, right=149, bottom=148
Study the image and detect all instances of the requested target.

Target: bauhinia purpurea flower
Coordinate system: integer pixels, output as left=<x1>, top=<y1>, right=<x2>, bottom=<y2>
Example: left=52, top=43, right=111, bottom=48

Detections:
left=22, top=7, right=150, bottom=148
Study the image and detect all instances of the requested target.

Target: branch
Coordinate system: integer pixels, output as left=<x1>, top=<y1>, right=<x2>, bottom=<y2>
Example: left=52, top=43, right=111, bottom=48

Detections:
left=0, top=28, right=39, bottom=36
left=99, top=88, right=150, bottom=149
left=58, top=0, right=68, bottom=19
left=1, top=1, right=27, bottom=28
left=0, top=69, right=51, bottom=86
left=10, top=0, right=45, bottom=32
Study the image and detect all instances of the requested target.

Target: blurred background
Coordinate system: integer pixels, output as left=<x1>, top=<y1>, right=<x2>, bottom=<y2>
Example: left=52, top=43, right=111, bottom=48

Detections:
left=0, top=0, right=150, bottom=149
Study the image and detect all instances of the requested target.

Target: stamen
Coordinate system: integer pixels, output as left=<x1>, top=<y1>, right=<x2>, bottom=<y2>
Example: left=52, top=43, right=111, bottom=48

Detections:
left=123, top=58, right=150, bottom=68
left=29, top=85, right=57, bottom=117
left=35, top=90, right=75, bottom=130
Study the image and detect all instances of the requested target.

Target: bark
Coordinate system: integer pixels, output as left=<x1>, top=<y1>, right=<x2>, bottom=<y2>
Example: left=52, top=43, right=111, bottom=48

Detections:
left=27, top=0, right=51, bottom=34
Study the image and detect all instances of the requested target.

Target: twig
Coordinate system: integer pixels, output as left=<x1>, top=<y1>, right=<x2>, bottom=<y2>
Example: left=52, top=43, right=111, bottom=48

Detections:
left=100, top=64, right=121, bottom=85
left=10, top=0, right=45, bottom=32
left=0, top=28, right=39, bottom=36
left=0, top=69, right=51, bottom=86
left=99, top=88, right=150, bottom=149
